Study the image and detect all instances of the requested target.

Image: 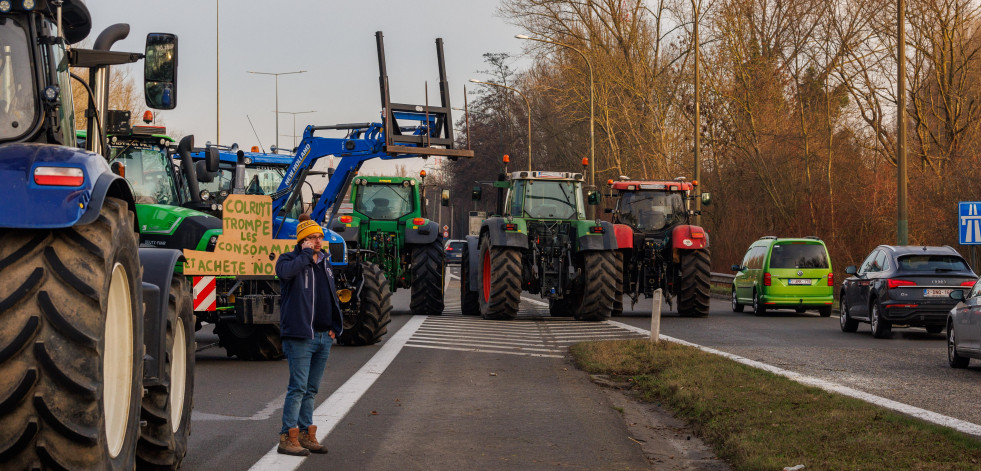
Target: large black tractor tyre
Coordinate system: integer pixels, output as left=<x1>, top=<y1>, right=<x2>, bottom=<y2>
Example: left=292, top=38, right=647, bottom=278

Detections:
left=571, top=251, right=617, bottom=322
left=0, top=197, right=144, bottom=470
left=612, top=251, right=625, bottom=317
left=338, top=262, right=392, bottom=346
left=459, top=245, right=480, bottom=316
left=410, top=240, right=445, bottom=316
left=214, top=322, right=283, bottom=361
left=677, top=248, right=711, bottom=317
left=137, top=276, right=195, bottom=470
left=477, top=237, right=520, bottom=320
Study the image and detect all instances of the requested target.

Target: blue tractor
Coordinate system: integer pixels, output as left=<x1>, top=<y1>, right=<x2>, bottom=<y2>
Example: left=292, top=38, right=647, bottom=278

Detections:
left=267, top=31, right=472, bottom=345
left=0, top=1, right=193, bottom=468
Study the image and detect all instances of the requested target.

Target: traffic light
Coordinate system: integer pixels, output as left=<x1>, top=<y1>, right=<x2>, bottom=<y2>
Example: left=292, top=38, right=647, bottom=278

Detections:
left=472, top=186, right=482, bottom=201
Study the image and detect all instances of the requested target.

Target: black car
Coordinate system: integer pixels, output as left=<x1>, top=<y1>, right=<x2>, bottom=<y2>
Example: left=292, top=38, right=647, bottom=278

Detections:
left=444, top=239, right=466, bottom=264
left=839, top=245, right=976, bottom=338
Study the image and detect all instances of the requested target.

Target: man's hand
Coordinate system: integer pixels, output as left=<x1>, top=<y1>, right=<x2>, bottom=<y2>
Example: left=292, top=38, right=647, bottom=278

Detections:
left=301, top=239, right=316, bottom=251
left=328, top=330, right=336, bottom=340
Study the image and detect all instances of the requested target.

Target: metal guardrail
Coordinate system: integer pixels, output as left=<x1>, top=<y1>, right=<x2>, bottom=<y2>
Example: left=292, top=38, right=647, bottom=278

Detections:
left=710, top=272, right=734, bottom=288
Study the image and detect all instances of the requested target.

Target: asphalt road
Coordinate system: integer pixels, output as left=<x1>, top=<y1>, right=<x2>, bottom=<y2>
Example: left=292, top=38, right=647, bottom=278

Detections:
left=184, top=269, right=981, bottom=470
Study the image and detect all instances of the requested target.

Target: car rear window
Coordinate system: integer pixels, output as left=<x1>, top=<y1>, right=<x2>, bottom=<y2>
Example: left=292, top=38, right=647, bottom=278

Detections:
left=448, top=242, right=466, bottom=250
left=897, top=254, right=970, bottom=272
left=768, top=243, right=828, bottom=269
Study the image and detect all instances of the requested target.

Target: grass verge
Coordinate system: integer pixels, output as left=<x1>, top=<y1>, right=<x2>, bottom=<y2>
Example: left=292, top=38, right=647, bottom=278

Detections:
left=571, top=339, right=981, bottom=470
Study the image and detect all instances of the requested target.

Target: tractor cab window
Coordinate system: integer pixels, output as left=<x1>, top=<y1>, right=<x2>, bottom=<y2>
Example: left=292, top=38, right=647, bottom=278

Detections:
left=617, top=191, right=685, bottom=231
left=243, top=166, right=285, bottom=196
left=110, top=145, right=180, bottom=205
left=0, top=17, right=37, bottom=141
left=515, top=180, right=583, bottom=219
left=355, top=183, right=414, bottom=220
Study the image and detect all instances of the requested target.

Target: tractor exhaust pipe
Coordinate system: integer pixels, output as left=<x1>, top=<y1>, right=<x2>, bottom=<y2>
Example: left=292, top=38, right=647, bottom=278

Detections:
left=86, top=24, right=130, bottom=156
left=177, top=135, right=203, bottom=203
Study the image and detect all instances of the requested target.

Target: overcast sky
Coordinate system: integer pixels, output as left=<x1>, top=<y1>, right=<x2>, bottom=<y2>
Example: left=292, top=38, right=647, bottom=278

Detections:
left=84, top=0, right=529, bottom=174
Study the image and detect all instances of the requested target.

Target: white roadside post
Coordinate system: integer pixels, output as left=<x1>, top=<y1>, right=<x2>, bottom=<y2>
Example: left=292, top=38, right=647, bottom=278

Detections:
left=650, top=288, right=662, bottom=343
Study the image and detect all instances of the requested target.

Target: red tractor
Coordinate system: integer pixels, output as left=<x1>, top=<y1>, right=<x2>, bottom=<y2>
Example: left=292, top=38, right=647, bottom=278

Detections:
left=608, top=178, right=712, bottom=317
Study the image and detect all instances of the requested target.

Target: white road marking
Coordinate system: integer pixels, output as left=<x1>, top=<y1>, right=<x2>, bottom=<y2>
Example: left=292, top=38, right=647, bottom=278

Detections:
left=406, top=343, right=564, bottom=358
left=606, top=320, right=981, bottom=438
left=192, top=392, right=287, bottom=422
left=406, top=339, right=563, bottom=353
left=248, top=315, right=426, bottom=470
left=410, top=333, right=559, bottom=347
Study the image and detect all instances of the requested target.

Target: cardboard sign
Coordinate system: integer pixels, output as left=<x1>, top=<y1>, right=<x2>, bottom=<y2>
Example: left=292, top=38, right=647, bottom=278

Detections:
left=183, top=194, right=297, bottom=276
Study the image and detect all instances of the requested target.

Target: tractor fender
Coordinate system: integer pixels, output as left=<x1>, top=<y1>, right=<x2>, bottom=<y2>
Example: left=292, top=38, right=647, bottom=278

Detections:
left=0, top=143, right=136, bottom=230
left=138, top=247, right=186, bottom=386
left=577, top=221, right=618, bottom=251
left=613, top=223, right=634, bottom=249
left=405, top=220, right=439, bottom=245
left=671, top=224, right=709, bottom=250
left=328, top=217, right=361, bottom=243
left=464, top=234, right=480, bottom=292
left=481, top=217, right=529, bottom=249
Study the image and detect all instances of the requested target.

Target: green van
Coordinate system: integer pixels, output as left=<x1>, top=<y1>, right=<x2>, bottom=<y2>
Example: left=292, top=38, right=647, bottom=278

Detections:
left=730, top=237, right=834, bottom=316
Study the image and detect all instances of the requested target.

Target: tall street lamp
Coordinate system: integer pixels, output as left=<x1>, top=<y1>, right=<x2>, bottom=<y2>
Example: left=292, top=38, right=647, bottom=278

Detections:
left=470, top=79, right=532, bottom=171
left=275, top=110, right=315, bottom=149
left=897, top=0, right=909, bottom=245
left=515, top=34, right=594, bottom=187
left=248, top=70, right=306, bottom=152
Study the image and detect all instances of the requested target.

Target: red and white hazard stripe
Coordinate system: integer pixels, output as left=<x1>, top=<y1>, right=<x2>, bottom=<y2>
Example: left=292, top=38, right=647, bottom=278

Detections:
left=193, top=276, right=217, bottom=312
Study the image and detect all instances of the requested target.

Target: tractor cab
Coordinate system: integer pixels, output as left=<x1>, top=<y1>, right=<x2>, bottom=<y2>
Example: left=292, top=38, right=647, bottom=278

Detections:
left=505, top=171, right=586, bottom=221
left=352, top=177, right=419, bottom=221
left=610, top=181, right=694, bottom=234
left=104, top=128, right=181, bottom=205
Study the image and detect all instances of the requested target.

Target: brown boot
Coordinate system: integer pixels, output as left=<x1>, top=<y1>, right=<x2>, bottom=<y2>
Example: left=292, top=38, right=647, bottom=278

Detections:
left=298, top=425, right=328, bottom=454
left=278, top=427, right=311, bottom=456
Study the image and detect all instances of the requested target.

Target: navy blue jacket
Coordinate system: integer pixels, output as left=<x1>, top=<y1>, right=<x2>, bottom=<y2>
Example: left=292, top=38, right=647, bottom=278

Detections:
left=275, top=244, right=343, bottom=339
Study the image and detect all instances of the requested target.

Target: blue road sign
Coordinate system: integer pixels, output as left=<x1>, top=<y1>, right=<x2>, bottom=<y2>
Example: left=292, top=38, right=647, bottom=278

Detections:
left=959, top=202, right=981, bottom=245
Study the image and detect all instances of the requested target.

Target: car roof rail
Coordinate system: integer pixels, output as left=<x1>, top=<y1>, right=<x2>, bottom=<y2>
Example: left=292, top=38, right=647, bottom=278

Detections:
left=759, top=236, right=777, bottom=240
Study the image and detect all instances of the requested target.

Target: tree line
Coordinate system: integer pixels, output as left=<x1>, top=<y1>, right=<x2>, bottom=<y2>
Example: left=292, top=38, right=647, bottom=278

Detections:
left=444, top=0, right=981, bottom=274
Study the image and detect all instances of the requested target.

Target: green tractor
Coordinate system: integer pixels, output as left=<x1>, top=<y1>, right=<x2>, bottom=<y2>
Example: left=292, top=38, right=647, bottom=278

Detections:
left=460, top=169, right=619, bottom=320
left=329, top=175, right=445, bottom=316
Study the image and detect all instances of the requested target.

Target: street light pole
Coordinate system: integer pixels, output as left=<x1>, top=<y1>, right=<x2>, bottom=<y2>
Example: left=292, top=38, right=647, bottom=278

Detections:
left=275, top=110, right=315, bottom=149
left=692, top=1, right=702, bottom=226
left=897, top=0, right=909, bottom=245
left=248, top=70, right=306, bottom=152
left=216, top=0, right=220, bottom=144
left=516, top=34, right=594, bottom=186
left=470, top=79, right=532, bottom=171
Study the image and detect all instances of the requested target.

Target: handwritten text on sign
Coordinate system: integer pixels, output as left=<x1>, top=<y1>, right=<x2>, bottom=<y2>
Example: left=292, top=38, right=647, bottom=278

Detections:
left=183, top=194, right=296, bottom=276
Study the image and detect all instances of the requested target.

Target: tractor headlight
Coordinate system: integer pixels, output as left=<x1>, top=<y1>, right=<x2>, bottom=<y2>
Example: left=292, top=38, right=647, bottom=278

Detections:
left=402, top=180, right=410, bottom=187
left=200, top=190, right=211, bottom=201
left=0, top=1, right=13, bottom=12
left=211, top=203, right=218, bottom=211
left=244, top=157, right=252, bottom=164
left=21, top=0, right=34, bottom=11
left=42, top=85, right=59, bottom=102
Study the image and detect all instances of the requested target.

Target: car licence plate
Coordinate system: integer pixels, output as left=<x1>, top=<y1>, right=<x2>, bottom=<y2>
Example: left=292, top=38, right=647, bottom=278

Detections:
left=788, top=279, right=811, bottom=285
left=924, top=289, right=953, bottom=297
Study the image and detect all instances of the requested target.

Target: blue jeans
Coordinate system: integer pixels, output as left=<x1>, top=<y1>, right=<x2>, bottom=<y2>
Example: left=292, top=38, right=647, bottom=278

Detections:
left=280, top=332, right=333, bottom=434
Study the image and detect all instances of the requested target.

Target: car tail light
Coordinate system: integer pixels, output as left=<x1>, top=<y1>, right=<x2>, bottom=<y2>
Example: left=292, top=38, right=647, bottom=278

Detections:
left=446, top=247, right=453, bottom=251
left=764, top=272, right=771, bottom=286
left=589, top=226, right=604, bottom=234
left=828, top=272, right=833, bottom=286
left=690, top=230, right=704, bottom=239
left=886, top=304, right=918, bottom=309
left=887, top=279, right=916, bottom=289
left=412, top=218, right=425, bottom=226
left=339, top=215, right=353, bottom=223
left=34, top=166, right=84, bottom=186
left=961, top=280, right=975, bottom=287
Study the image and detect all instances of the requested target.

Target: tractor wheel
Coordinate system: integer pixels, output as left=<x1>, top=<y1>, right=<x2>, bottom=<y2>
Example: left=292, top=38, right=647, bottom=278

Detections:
left=571, top=251, right=618, bottom=322
left=459, top=244, right=480, bottom=316
left=477, top=237, right=520, bottom=320
left=136, top=276, right=195, bottom=469
left=410, top=240, right=445, bottom=316
left=214, top=322, right=283, bottom=360
left=677, top=248, right=711, bottom=317
left=0, top=197, right=143, bottom=470
left=338, top=262, right=392, bottom=346
left=612, top=251, right=625, bottom=317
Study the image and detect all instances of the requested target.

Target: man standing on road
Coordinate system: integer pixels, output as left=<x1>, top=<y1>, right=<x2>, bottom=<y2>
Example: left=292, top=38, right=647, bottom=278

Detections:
left=274, top=214, right=343, bottom=456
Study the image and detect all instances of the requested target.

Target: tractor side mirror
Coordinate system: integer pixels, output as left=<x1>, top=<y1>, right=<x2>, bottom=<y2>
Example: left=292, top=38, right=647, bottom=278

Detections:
left=730, top=264, right=742, bottom=272
left=700, top=192, right=712, bottom=206
left=144, top=33, right=178, bottom=110
left=196, top=160, right=216, bottom=183
left=951, top=289, right=966, bottom=301
left=845, top=266, right=857, bottom=275
left=206, top=147, right=220, bottom=173
left=110, top=161, right=125, bottom=178
left=441, top=189, right=450, bottom=207
left=587, top=190, right=601, bottom=205
left=472, top=186, right=482, bottom=201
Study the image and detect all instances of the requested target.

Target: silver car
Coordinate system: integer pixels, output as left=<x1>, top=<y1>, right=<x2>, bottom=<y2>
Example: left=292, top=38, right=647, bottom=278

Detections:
left=947, top=281, right=981, bottom=368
